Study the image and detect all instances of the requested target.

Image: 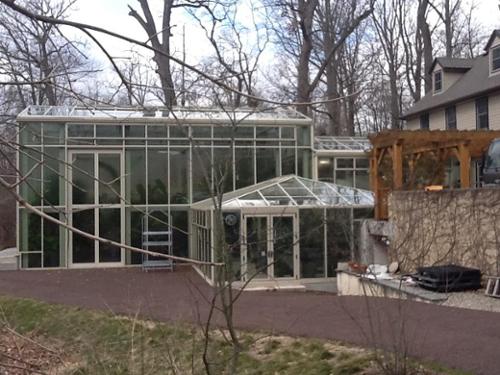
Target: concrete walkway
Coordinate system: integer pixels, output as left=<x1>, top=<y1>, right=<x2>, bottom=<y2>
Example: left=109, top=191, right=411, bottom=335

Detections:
left=0, top=267, right=499, bottom=374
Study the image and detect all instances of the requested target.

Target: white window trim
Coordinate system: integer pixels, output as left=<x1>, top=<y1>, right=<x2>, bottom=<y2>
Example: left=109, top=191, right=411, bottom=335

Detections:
left=490, top=45, right=500, bottom=77
left=433, top=70, right=443, bottom=95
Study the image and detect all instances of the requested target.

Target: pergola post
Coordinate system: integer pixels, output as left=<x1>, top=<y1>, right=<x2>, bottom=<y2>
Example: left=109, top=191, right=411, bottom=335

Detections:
left=370, top=148, right=380, bottom=219
left=458, top=143, right=471, bottom=188
left=392, top=141, right=403, bottom=189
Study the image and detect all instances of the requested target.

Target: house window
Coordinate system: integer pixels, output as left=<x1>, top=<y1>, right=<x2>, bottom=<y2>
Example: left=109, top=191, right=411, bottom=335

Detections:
left=445, top=106, right=457, bottom=129
left=492, top=46, right=500, bottom=72
left=434, top=71, right=442, bottom=93
left=420, top=113, right=430, bottom=130
left=476, top=97, right=489, bottom=129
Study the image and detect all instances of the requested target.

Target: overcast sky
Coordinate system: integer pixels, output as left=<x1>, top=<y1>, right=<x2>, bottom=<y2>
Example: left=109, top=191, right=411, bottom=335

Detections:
left=65, top=0, right=500, bottom=74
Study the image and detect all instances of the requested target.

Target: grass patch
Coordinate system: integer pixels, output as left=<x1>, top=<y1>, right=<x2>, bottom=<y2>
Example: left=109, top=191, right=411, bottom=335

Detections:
left=0, top=295, right=468, bottom=374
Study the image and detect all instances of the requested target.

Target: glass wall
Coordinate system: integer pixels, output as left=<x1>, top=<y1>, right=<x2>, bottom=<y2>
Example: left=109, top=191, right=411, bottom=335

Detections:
left=192, top=206, right=372, bottom=283
left=18, top=120, right=313, bottom=268
left=318, top=156, right=370, bottom=190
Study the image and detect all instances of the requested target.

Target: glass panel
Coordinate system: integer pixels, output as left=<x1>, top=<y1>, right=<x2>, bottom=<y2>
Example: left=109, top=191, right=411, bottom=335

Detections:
left=235, top=148, right=254, bottom=189
left=68, top=124, right=93, bottom=138
left=213, top=148, right=233, bottom=193
left=99, top=208, right=121, bottom=262
left=326, top=209, right=351, bottom=277
left=280, top=178, right=313, bottom=198
left=318, top=157, right=334, bottom=182
left=281, top=148, right=296, bottom=175
left=96, top=125, right=122, bottom=138
left=127, top=209, right=143, bottom=264
left=256, top=148, right=279, bottom=182
left=170, top=126, right=188, bottom=138
left=72, top=154, right=94, bottom=205
left=20, top=211, right=41, bottom=252
left=281, top=127, right=295, bottom=139
left=298, top=126, right=311, bottom=146
left=224, top=212, right=241, bottom=281
left=43, top=213, right=60, bottom=267
left=72, top=209, right=95, bottom=263
left=126, top=149, right=146, bottom=204
left=172, top=210, right=188, bottom=258
left=125, top=125, right=145, bottom=137
left=246, top=216, right=268, bottom=279
left=261, top=185, right=291, bottom=206
left=234, top=126, right=254, bottom=138
left=170, top=147, right=189, bottom=204
left=19, top=147, right=42, bottom=206
left=273, top=216, right=294, bottom=278
left=98, top=154, right=121, bottom=204
left=355, top=170, right=370, bottom=190
left=237, top=192, right=267, bottom=207
left=337, top=158, right=354, bottom=168
left=256, top=127, right=279, bottom=139
left=356, top=158, right=369, bottom=169
left=43, top=147, right=64, bottom=206
left=146, top=209, right=170, bottom=261
left=20, top=123, right=42, bottom=144
left=213, top=126, right=234, bottom=139
left=192, top=148, right=212, bottom=202
left=297, top=149, right=311, bottom=178
left=336, top=170, right=354, bottom=187
left=148, top=149, right=168, bottom=204
left=192, top=126, right=212, bottom=138
left=21, top=253, right=41, bottom=268
left=147, top=125, right=168, bottom=138
left=300, top=209, right=325, bottom=278
left=43, top=123, right=64, bottom=145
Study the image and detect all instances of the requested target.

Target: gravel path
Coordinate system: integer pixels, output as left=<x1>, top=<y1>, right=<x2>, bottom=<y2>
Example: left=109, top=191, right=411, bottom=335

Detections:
left=1, top=267, right=500, bottom=375
left=442, top=289, right=500, bottom=312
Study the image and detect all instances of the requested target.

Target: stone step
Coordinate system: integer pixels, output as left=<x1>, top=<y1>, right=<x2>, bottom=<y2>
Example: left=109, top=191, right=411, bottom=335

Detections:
left=0, top=261, right=18, bottom=271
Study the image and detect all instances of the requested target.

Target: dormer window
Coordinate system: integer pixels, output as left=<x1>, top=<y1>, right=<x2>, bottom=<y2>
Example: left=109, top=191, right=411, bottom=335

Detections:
left=434, top=71, right=442, bottom=93
left=491, top=46, right=500, bottom=73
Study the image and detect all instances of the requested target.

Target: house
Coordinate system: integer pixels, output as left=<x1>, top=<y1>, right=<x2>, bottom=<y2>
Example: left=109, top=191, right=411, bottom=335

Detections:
left=16, top=106, right=372, bottom=287
left=403, top=30, right=500, bottom=131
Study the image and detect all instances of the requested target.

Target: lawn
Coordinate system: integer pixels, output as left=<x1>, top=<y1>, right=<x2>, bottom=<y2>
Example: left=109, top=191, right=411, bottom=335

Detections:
left=0, top=295, right=469, bottom=375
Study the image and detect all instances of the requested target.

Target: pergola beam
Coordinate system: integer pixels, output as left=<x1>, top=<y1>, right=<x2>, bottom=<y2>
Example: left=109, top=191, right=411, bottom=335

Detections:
left=368, top=130, right=500, bottom=220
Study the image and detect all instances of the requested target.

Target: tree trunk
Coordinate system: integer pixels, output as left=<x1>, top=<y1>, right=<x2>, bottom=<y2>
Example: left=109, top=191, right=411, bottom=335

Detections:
left=417, top=0, right=433, bottom=94
left=296, top=0, right=318, bottom=115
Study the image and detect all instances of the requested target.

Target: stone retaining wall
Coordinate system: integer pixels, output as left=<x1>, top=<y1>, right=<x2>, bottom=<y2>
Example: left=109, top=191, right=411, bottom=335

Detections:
left=389, top=188, right=500, bottom=276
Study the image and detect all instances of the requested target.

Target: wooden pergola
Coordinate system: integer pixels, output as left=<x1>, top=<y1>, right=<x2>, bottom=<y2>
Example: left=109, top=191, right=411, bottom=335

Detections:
left=369, top=130, right=500, bottom=220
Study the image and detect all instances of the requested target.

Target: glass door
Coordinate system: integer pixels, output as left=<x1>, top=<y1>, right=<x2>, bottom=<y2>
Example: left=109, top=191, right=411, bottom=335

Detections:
left=272, top=216, right=295, bottom=278
left=69, top=151, right=124, bottom=267
left=243, top=214, right=297, bottom=281
left=245, top=216, right=269, bottom=279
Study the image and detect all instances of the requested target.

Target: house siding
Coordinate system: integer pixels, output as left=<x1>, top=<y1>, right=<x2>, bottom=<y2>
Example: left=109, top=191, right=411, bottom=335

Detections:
left=404, top=92, right=500, bottom=131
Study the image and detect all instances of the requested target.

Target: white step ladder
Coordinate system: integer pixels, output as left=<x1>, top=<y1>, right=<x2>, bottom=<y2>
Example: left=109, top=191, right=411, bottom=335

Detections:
left=485, top=276, right=500, bottom=298
left=142, top=214, right=174, bottom=272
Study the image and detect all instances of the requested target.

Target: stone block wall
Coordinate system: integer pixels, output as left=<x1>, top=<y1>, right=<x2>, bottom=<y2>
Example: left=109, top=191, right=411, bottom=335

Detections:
left=389, top=188, right=500, bottom=276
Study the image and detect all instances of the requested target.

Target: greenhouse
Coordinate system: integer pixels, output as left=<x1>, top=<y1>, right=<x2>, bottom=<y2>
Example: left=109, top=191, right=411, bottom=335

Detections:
left=190, top=175, right=373, bottom=286
left=16, top=105, right=373, bottom=279
left=16, top=106, right=313, bottom=269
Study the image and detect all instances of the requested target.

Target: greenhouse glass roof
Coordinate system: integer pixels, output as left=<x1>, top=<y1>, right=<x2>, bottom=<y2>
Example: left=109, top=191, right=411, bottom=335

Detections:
left=314, top=136, right=371, bottom=151
left=191, top=175, right=374, bottom=210
left=18, top=105, right=310, bottom=124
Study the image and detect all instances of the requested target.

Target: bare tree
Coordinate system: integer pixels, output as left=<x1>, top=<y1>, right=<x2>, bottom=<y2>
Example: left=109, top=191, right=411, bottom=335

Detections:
left=372, top=0, right=404, bottom=130
left=0, top=0, right=96, bottom=110
left=190, top=1, right=269, bottom=108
